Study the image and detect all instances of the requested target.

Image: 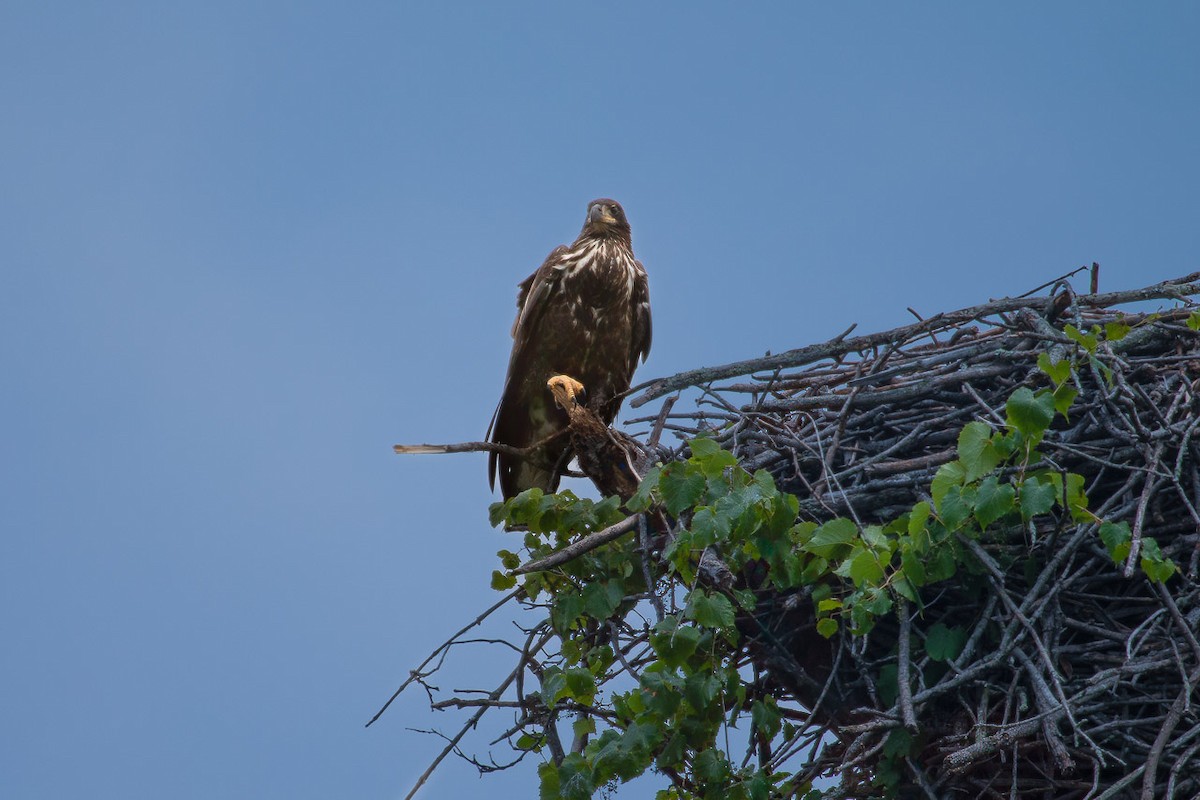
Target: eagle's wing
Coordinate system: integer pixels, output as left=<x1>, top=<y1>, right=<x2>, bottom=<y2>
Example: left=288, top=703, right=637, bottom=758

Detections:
left=630, top=260, right=652, bottom=372
left=488, top=246, right=572, bottom=493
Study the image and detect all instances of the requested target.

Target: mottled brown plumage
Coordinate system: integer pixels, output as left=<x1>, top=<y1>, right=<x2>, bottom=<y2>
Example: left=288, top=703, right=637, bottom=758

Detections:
left=488, top=199, right=651, bottom=499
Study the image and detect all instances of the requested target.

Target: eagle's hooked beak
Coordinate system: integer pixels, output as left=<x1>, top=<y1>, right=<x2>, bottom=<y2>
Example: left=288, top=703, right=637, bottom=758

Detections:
left=588, top=203, right=617, bottom=226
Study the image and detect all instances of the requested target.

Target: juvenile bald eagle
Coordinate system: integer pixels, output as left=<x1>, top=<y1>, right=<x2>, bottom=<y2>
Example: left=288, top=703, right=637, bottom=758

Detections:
left=488, top=199, right=652, bottom=499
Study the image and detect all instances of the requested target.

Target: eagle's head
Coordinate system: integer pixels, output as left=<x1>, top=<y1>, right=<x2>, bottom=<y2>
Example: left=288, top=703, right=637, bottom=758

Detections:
left=582, top=198, right=631, bottom=240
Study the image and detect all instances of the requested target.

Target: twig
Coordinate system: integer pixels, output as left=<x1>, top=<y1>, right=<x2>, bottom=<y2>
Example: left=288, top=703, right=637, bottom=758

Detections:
left=512, top=515, right=641, bottom=574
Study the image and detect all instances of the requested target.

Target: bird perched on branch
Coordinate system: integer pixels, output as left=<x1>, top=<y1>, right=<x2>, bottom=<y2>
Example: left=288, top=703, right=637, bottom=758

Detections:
left=488, top=199, right=652, bottom=500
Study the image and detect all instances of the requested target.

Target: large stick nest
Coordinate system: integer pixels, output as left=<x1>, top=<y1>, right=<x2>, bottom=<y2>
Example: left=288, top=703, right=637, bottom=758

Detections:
left=619, top=271, right=1200, bottom=798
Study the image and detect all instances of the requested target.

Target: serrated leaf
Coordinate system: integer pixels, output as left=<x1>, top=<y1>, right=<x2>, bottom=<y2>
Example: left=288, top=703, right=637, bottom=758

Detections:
left=551, top=591, right=586, bottom=633
left=925, top=622, right=967, bottom=661
left=571, top=716, right=595, bottom=741
left=957, top=421, right=999, bottom=481
left=973, top=476, right=1015, bottom=528
left=802, top=518, right=858, bottom=559
left=908, top=501, right=931, bottom=536
left=649, top=618, right=701, bottom=668
left=926, top=544, right=958, bottom=582
left=1089, top=355, right=1114, bottom=386
left=582, top=581, right=625, bottom=620
left=1098, top=520, right=1131, bottom=559
left=693, top=748, right=731, bottom=785
left=1019, top=477, right=1057, bottom=520
left=751, top=699, right=782, bottom=738
left=1036, top=352, right=1072, bottom=385
left=488, top=501, right=509, bottom=528
left=892, top=575, right=918, bottom=602
left=564, top=667, right=597, bottom=704
left=900, top=542, right=927, bottom=586
left=659, top=467, right=706, bottom=516
left=938, top=485, right=972, bottom=531
left=491, top=569, right=517, bottom=591
left=931, top=461, right=967, bottom=511
left=683, top=671, right=722, bottom=712
left=1140, top=537, right=1176, bottom=583
left=1064, top=323, right=1099, bottom=353
left=626, top=465, right=661, bottom=513
left=883, top=728, right=914, bottom=759
left=688, top=437, right=721, bottom=459
left=1063, top=472, right=1089, bottom=521
left=847, top=548, right=885, bottom=587
left=1006, top=387, right=1056, bottom=438
left=1104, top=320, right=1131, bottom=341
left=689, top=506, right=730, bottom=547
left=1053, top=383, right=1078, bottom=416
left=686, top=590, right=736, bottom=629
left=516, top=732, right=543, bottom=751
left=540, top=667, right=567, bottom=705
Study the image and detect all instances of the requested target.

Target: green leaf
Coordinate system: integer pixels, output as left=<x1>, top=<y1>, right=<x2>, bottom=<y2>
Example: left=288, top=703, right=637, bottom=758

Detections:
left=1089, top=355, right=1114, bottom=386
left=926, top=544, right=958, bottom=582
left=1063, top=472, right=1089, bottom=521
left=908, top=501, right=931, bottom=536
left=1006, top=387, right=1056, bottom=438
left=490, top=569, right=517, bottom=591
left=488, top=500, right=509, bottom=528
left=683, top=671, right=722, bottom=712
left=572, top=716, right=596, bottom=741
left=689, top=506, right=730, bottom=547
left=900, top=543, right=927, bottom=586
left=892, top=575, right=918, bottom=602
left=659, top=467, right=706, bottom=516
left=688, top=437, right=721, bottom=459
left=686, top=590, right=736, bottom=629
left=540, top=667, right=568, bottom=705
left=931, top=461, right=967, bottom=511
left=1052, top=383, right=1079, bottom=416
left=1099, top=520, right=1132, bottom=562
left=516, top=732, right=544, bottom=751
left=817, top=597, right=842, bottom=613
left=1037, top=352, right=1072, bottom=385
left=802, top=518, right=858, bottom=559
left=1064, top=323, right=1100, bottom=353
left=1140, top=537, right=1177, bottom=583
left=582, top=581, right=625, bottom=620
left=1104, top=319, right=1131, bottom=341
left=847, top=548, right=885, bottom=587
left=1188, top=310, right=1200, bottom=331
left=693, top=748, right=731, bottom=786
left=649, top=618, right=701, bottom=668
left=564, top=667, right=597, bottom=704
left=1019, top=477, right=1057, bottom=520
left=626, top=465, right=661, bottom=513
left=882, top=728, right=914, bottom=759
left=925, top=622, right=967, bottom=661
left=957, top=421, right=999, bottom=481
left=551, top=591, right=586, bottom=633
left=751, top=698, right=782, bottom=738
left=973, top=476, right=1015, bottom=528
left=938, top=485, right=972, bottom=531
left=816, top=617, right=838, bottom=638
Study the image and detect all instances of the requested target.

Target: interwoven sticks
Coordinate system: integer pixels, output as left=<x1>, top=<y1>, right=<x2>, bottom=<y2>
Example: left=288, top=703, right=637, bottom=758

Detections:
left=624, top=272, right=1200, bottom=798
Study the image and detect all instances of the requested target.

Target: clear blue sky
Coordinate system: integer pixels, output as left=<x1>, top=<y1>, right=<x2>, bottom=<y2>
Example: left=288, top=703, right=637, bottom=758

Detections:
left=2, top=4, right=1198, bottom=798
